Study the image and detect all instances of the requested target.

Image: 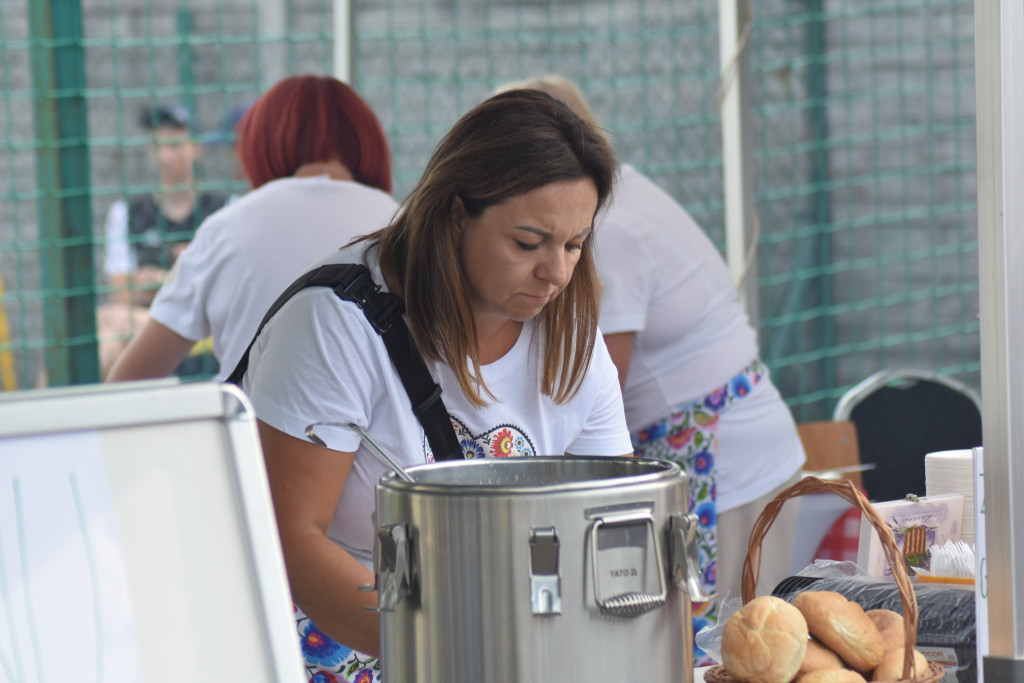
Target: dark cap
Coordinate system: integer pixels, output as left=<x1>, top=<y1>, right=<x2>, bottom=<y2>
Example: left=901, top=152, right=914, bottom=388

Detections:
left=139, top=103, right=196, bottom=133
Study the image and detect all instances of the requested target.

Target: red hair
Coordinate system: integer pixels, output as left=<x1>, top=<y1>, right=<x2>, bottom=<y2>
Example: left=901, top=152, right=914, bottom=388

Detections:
left=237, top=74, right=392, bottom=193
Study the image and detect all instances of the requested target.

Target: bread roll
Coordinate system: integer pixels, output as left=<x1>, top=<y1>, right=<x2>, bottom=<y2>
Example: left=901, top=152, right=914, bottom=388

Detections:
left=793, top=591, right=885, bottom=673
left=799, top=669, right=868, bottom=683
left=866, top=609, right=904, bottom=654
left=722, top=595, right=809, bottom=683
left=871, top=647, right=930, bottom=681
left=798, top=637, right=846, bottom=677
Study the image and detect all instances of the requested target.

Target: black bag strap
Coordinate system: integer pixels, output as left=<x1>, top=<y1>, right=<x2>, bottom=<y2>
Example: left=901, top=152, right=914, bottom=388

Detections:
left=226, top=263, right=463, bottom=461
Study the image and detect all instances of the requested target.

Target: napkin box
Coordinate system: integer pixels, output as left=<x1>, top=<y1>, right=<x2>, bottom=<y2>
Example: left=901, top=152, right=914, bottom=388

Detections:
left=857, top=493, right=965, bottom=578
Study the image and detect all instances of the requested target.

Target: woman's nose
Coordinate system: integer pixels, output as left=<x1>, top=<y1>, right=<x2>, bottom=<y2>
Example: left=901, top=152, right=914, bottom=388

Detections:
left=537, top=249, right=571, bottom=287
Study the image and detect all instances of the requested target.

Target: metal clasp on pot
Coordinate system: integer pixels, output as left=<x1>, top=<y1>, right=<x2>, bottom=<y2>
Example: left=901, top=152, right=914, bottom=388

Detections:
left=669, top=513, right=711, bottom=602
left=375, top=523, right=413, bottom=612
left=529, top=527, right=562, bottom=615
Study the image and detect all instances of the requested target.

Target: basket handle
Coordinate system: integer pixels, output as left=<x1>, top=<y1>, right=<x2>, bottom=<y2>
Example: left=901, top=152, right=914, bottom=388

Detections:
left=741, top=476, right=921, bottom=682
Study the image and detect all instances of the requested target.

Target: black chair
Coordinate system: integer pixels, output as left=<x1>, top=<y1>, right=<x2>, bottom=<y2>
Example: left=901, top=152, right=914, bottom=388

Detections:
left=832, top=369, right=982, bottom=503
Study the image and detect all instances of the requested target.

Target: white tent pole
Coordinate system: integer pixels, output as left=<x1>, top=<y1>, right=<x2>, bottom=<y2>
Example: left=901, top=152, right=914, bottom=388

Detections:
left=333, top=0, right=353, bottom=84
left=258, top=0, right=287, bottom=87
left=718, top=0, right=758, bottom=324
left=975, top=0, right=1024, bottom=677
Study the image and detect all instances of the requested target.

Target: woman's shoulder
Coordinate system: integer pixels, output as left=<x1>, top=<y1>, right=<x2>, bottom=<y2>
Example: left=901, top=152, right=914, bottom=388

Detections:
left=264, top=261, right=383, bottom=350
left=261, top=175, right=397, bottom=205
left=308, top=242, right=381, bottom=278
left=287, top=244, right=391, bottom=318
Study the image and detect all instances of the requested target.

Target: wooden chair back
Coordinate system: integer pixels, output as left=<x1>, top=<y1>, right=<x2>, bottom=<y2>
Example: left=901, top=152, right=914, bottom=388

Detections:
left=797, top=420, right=863, bottom=490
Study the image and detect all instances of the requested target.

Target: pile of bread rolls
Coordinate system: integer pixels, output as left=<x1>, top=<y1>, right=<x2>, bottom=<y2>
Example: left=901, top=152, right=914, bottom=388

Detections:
left=720, top=592, right=932, bottom=683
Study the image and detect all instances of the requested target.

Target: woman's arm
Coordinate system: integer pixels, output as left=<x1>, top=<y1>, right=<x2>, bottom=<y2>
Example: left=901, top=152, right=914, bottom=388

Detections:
left=567, top=331, right=635, bottom=457
left=602, top=331, right=635, bottom=392
left=105, top=318, right=197, bottom=382
left=258, top=420, right=381, bottom=656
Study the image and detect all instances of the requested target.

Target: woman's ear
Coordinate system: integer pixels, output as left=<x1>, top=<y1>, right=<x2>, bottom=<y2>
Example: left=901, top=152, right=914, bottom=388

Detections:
left=451, top=195, right=466, bottom=249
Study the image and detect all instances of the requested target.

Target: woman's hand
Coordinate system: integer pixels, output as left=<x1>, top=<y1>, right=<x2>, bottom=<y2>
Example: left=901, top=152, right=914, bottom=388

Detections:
left=258, top=420, right=381, bottom=655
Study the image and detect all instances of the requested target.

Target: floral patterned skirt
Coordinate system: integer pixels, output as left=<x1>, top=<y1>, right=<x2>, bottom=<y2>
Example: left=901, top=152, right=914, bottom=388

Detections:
left=295, top=606, right=381, bottom=683
left=630, top=358, right=764, bottom=667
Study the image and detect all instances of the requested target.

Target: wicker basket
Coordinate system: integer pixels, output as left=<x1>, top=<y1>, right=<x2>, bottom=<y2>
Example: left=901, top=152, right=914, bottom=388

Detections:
left=703, top=476, right=947, bottom=683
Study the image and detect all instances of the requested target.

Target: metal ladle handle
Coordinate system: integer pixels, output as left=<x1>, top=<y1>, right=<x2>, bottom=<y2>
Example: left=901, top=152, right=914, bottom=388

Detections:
left=304, top=421, right=415, bottom=484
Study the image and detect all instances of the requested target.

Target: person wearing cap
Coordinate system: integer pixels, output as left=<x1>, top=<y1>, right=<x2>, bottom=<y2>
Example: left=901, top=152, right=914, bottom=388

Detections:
left=102, top=103, right=228, bottom=308
left=97, top=103, right=228, bottom=377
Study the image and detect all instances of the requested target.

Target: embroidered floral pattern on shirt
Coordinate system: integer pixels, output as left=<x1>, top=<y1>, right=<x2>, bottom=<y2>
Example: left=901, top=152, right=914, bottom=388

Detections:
left=296, top=606, right=381, bottom=683
left=424, top=417, right=537, bottom=461
left=631, top=358, right=764, bottom=667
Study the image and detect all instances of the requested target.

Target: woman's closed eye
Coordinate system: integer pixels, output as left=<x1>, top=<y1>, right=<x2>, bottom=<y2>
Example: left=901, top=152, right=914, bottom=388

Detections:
left=516, top=240, right=585, bottom=253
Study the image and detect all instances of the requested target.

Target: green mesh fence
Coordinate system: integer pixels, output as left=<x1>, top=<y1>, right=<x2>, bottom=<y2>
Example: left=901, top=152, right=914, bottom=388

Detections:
left=0, top=0, right=978, bottom=421
left=749, top=0, right=978, bottom=420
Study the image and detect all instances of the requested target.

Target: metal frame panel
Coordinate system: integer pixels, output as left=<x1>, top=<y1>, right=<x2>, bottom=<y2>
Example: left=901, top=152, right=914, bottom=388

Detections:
left=0, top=381, right=305, bottom=683
left=975, top=0, right=1024, bottom=670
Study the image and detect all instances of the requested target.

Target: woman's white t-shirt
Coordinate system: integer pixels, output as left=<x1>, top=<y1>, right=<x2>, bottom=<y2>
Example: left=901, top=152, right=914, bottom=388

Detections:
left=596, top=165, right=759, bottom=430
left=243, top=246, right=633, bottom=569
left=150, top=175, right=399, bottom=380
left=595, top=165, right=804, bottom=511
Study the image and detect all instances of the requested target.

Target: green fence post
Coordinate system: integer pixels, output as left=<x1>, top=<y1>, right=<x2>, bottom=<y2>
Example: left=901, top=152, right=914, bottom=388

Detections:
left=28, top=0, right=98, bottom=386
left=765, top=1, right=833, bottom=419
left=805, top=0, right=836, bottom=408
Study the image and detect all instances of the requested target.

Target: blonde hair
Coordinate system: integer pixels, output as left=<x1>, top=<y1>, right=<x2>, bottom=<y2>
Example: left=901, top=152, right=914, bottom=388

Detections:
left=494, top=74, right=607, bottom=142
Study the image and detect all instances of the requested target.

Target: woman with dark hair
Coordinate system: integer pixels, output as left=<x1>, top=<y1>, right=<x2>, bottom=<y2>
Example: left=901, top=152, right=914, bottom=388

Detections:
left=241, top=89, right=632, bottom=681
left=106, top=74, right=397, bottom=382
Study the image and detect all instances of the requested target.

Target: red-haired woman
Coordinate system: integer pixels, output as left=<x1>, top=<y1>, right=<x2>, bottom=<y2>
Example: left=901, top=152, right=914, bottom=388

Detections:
left=107, top=74, right=397, bottom=382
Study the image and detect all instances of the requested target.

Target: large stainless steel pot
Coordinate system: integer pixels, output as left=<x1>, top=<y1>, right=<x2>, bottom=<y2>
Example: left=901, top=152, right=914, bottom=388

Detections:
left=372, top=456, right=706, bottom=682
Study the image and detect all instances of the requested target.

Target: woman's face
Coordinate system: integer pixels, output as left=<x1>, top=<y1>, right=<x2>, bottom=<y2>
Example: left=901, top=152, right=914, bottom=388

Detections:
left=454, top=177, right=598, bottom=329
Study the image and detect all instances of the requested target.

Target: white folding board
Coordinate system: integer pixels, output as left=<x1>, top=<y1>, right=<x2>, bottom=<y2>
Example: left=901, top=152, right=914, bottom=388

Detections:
left=0, top=380, right=304, bottom=683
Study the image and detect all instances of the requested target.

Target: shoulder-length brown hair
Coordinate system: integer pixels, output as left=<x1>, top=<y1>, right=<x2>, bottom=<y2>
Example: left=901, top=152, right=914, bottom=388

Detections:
left=365, top=89, right=618, bottom=406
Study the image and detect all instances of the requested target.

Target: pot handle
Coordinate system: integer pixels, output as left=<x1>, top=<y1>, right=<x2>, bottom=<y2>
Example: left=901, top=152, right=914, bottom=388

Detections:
left=589, top=512, right=667, bottom=617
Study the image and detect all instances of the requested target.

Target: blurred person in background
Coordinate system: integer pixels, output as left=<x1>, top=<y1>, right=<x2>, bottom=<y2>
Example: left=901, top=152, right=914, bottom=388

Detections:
left=209, top=97, right=257, bottom=188
left=500, top=75, right=806, bottom=664
left=103, top=103, right=228, bottom=308
left=97, top=103, right=228, bottom=377
left=106, top=74, right=396, bottom=385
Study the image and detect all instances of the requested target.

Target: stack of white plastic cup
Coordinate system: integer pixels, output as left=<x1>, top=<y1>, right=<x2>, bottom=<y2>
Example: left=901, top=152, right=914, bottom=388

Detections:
left=925, top=449, right=976, bottom=547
